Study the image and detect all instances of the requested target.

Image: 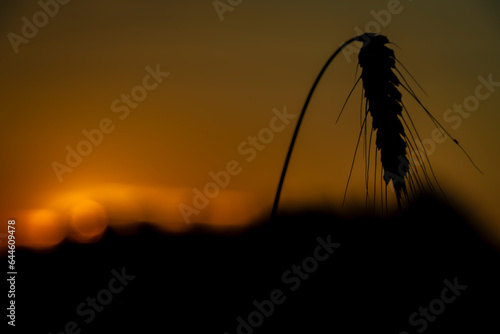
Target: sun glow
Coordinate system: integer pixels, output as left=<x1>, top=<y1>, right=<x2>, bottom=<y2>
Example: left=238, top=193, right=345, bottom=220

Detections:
left=23, top=209, right=66, bottom=250
left=69, top=200, right=108, bottom=243
left=1, top=183, right=262, bottom=251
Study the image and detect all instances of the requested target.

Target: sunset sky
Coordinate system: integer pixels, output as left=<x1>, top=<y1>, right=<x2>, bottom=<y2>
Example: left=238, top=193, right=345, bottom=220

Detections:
left=1, top=0, right=500, bottom=249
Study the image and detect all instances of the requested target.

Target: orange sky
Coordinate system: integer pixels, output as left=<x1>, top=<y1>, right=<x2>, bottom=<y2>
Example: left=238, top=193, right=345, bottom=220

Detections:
left=1, top=0, right=500, bottom=250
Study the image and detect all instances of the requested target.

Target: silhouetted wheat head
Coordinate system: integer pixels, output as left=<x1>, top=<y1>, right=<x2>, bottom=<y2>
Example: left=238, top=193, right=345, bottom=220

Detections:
left=271, top=33, right=480, bottom=219
left=357, top=34, right=410, bottom=208
left=350, top=33, right=432, bottom=210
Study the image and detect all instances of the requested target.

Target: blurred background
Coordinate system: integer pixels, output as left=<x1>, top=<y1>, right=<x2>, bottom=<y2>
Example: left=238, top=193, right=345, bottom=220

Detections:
left=1, top=0, right=500, bottom=250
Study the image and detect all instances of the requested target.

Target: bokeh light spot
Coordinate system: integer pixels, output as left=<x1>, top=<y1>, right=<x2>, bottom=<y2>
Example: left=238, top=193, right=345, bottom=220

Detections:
left=69, top=200, right=108, bottom=243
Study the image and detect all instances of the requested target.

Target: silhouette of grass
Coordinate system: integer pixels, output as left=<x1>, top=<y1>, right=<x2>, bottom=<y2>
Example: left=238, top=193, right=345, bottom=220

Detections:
left=272, top=33, right=481, bottom=219
left=14, top=194, right=500, bottom=333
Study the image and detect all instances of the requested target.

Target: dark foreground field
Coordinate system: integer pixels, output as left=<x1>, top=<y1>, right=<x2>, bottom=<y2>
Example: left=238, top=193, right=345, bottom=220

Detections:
left=5, top=196, right=500, bottom=333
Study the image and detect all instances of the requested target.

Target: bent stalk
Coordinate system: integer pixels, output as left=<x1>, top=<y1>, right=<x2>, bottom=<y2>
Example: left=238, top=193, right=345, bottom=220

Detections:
left=271, top=36, right=359, bottom=220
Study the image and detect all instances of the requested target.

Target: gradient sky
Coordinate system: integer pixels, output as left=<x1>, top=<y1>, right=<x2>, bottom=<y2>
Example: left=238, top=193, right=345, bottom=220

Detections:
left=1, top=0, right=500, bottom=249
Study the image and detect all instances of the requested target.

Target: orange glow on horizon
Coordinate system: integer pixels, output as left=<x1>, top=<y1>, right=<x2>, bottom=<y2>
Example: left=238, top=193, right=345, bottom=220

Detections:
left=0, top=184, right=264, bottom=252
left=69, top=200, right=108, bottom=243
left=20, top=209, right=66, bottom=250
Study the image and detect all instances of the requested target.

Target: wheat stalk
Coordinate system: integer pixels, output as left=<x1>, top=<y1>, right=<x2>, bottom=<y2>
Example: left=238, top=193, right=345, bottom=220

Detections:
left=271, top=33, right=480, bottom=219
left=270, top=36, right=359, bottom=220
